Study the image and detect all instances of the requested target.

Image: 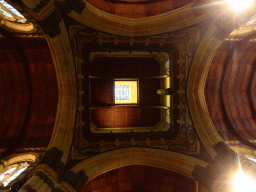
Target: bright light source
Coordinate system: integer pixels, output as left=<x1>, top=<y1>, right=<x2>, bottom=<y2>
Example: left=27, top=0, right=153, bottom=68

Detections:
left=227, top=0, right=253, bottom=11
left=114, top=81, right=138, bottom=104
left=233, top=172, right=256, bottom=192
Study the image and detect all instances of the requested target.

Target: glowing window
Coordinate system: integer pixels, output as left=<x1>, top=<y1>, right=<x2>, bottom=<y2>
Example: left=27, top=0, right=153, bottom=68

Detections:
left=115, top=81, right=137, bottom=104
left=0, top=0, right=26, bottom=23
left=248, top=157, right=256, bottom=163
left=0, top=162, right=29, bottom=187
left=115, top=85, right=130, bottom=100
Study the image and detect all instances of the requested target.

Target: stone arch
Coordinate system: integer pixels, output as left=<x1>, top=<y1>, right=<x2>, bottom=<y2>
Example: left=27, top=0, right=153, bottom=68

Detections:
left=68, top=3, right=209, bottom=37
left=20, top=0, right=77, bottom=164
left=0, top=153, right=38, bottom=167
left=70, top=147, right=208, bottom=184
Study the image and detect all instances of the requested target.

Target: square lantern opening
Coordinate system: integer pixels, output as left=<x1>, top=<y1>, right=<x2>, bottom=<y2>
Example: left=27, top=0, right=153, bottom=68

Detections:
left=114, top=81, right=138, bottom=104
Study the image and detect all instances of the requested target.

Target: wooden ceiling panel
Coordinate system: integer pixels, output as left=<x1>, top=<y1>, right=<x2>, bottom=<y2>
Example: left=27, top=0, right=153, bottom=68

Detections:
left=126, top=107, right=139, bottom=127
left=112, top=108, right=125, bottom=126
left=91, top=107, right=160, bottom=128
left=91, top=57, right=160, bottom=78
left=91, top=79, right=114, bottom=106
left=90, top=56, right=162, bottom=128
left=139, top=79, right=161, bottom=106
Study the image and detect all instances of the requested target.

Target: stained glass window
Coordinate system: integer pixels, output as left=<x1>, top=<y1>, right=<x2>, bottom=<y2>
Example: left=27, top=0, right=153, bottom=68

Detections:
left=0, top=0, right=26, bottom=23
left=247, top=15, right=256, bottom=25
left=0, top=167, right=16, bottom=183
left=248, top=157, right=256, bottom=163
left=115, top=85, right=130, bottom=100
left=0, top=162, right=29, bottom=187
left=114, top=81, right=138, bottom=104
left=3, top=167, right=28, bottom=186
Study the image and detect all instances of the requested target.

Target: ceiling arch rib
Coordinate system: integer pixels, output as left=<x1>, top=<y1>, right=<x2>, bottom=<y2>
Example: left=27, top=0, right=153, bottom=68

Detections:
left=187, top=22, right=227, bottom=158
left=83, top=0, right=193, bottom=18
left=70, top=147, right=208, bottom=184
left=68, top=3, right=209, bottom=37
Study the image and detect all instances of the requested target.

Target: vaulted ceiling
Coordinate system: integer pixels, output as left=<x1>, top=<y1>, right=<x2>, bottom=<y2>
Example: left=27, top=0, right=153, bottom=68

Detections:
left=1, top=0, right=256, bottom=191
left=0, top=37, right=57, bottom=150
left=2, top=0, right=256, bottom=155
left=0, top=0, right=254, bottom=158
left=205, top=39, right=256, bottom=147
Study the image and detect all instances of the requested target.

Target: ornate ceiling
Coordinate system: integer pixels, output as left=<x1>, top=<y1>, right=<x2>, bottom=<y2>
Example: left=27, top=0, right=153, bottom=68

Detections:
left=1, top=0, right=256, bottom=191
left=72, top=25, right=200, bottom=157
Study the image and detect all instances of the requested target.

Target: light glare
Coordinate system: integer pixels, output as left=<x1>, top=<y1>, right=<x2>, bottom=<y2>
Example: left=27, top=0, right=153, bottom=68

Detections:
left=227, top=0, right=253, bottom=11
left=233, top=172, right=256, bottom=192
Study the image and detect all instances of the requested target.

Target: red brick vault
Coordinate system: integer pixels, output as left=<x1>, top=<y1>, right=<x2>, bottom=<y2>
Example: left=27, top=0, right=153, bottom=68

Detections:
left=0, top=38, right=58, bottom=149
left=205, top=40, right=256, bottom=142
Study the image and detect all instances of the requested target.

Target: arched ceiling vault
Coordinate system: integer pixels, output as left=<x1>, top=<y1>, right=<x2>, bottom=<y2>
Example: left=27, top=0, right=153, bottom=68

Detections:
left=205, top=34, right=256, bottom=148
left=2, top=0, right=256, bottom=191
left=15, top=0, right=256, bottom=160
left=0, top=32, right=58, bottom=157
left=187, top=0, right=256, bottom=157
